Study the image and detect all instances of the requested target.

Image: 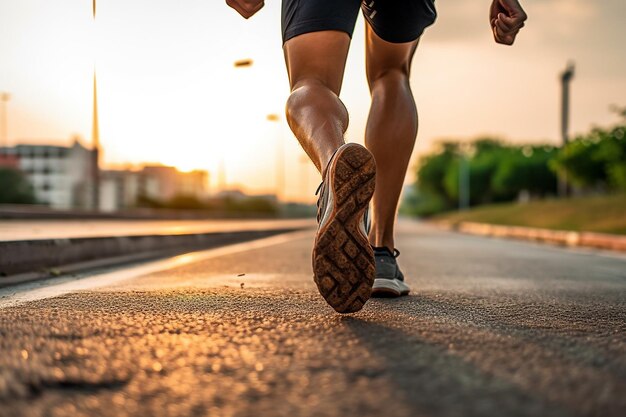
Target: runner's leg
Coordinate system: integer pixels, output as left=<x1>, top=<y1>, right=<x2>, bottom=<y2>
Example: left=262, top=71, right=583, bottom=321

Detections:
left=284, top=29, right=377, bottom=313
left=284, top=31, right=351, bottom=175
left=364, top=24, right=420, bottom=251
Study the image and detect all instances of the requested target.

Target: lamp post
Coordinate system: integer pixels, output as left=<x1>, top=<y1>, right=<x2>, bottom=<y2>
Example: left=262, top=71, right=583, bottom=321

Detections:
left=559, top=62, right=575, bottom=197
left=228, top=57, right=255, bottom=195
left=218, top=158, right=227, bottom=192
left=458, top=143, right=471, bottom=211
left=91, top=73, right=100, bottom=211
left=267, top=113, right=284, bottom=201
left=91, top=0, right=100, bottom=210
left=0, top=92, right=10, bottom=148
left=234, top=59, right=253, bottom=68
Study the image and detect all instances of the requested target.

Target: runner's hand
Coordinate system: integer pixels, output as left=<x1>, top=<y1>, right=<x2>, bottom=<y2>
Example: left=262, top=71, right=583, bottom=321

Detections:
left=490, top=0, right=527, bottom=45
left=226, top=0, right=264, bottom=19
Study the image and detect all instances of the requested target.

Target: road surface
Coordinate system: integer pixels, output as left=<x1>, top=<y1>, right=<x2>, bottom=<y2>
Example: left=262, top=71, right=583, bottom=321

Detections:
left=0, top=219, right=314, bottom=241
left=0, top=221, right=624, bottom=417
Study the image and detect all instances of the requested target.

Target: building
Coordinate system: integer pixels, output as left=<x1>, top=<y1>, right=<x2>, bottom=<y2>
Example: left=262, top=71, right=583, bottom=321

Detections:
left=141, top=165, right=208, bottom=200
left=0, top=140, right=95, bottom=209
left=99, top=169, right=160, bottom=212
left=0, top=153, right=19, bottom=169
left=99, top=166, right=209, bottom=212
left=1, top=141, right=209, bottom=212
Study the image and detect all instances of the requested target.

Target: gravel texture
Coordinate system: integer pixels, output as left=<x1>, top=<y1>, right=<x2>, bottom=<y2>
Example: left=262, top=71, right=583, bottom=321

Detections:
left=1, top=221, right=624, bottom=417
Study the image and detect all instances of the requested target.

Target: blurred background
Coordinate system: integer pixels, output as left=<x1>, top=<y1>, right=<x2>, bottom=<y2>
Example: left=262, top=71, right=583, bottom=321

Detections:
left=0, top=0, right=624, bottom=231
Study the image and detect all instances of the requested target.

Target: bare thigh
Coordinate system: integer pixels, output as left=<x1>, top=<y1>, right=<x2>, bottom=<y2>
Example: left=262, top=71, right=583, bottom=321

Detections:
left=365, top=24, right=419, bottom=88
left=283, top=30, right=352, bottom=94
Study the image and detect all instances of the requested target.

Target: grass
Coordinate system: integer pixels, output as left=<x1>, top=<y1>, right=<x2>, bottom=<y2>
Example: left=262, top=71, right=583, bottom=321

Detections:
left=432, top=194, right=626, bottom=235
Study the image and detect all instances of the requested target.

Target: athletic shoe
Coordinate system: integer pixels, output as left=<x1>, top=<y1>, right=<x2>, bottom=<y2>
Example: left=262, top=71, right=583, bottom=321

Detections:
left=371, top=247, right=410, bottom=297
left=313, top=143, right=376, bottom=313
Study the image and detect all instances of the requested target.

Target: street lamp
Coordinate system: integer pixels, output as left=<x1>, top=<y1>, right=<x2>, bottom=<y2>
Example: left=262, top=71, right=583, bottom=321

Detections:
left=91, top=1, right=100, bottom=210
left=267, top=113, right=284, bottom=200
left=559, top=61, right=575, bottom=197
left=560, top=62, right=575, bottom=146
left=234, top=59, right=253, bottom=68
left=222, top=57, right=255, bottom=194
left=0, top=92, right=10, bottom=148
left=218, top=158, right=227, bottom=192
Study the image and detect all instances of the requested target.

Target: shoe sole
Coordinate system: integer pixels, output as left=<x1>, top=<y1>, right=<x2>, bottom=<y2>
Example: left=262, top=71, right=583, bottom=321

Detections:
left=312, top=143, right=376, bottom=313
left=371, top=278, right=411, bottom=298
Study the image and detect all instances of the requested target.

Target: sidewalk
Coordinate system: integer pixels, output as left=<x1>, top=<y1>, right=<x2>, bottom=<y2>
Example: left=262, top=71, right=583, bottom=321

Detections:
left=0, top=219, right=314, bottom=241
left=0, top=219, right=315, bottom=286
left=439, top=221, right=626, bottom=253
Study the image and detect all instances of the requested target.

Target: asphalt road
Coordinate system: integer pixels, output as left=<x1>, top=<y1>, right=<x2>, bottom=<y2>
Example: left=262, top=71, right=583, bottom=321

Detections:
left=0, top=219, right=314, bottom=241
left=0, top=221, right=625, bottom=417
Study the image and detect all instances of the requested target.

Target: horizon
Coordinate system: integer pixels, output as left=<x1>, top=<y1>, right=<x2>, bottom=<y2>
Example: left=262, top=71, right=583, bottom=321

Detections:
left=1, top=0, right=625, bottom=201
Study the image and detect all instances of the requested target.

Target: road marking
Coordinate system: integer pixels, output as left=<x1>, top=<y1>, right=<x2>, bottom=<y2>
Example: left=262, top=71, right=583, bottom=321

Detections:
left=0, top=229, right=312, bottom=309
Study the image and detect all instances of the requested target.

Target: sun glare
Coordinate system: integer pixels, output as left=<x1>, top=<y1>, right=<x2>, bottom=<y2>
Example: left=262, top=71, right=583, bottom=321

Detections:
left=1, top=0, right=624, bottom=203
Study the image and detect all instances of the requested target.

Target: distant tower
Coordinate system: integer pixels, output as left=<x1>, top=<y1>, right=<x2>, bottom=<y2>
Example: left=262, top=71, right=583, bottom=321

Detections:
left=91, top=1, right=100, bottom=210
left=91, top=72, right=100, bottom=210
left=0, top=92, right=10, bottom=148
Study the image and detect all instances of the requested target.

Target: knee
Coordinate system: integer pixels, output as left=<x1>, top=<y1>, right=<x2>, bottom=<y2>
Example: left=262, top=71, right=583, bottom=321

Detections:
left=287, top=78, right=334, bottom=105
left=285, top=79, right=346, bottom=121
left=285, top=81, right=321, bottom=123
left=367, top=68, right=410, bottom=92
left=287, top=79, right=321, bottom=107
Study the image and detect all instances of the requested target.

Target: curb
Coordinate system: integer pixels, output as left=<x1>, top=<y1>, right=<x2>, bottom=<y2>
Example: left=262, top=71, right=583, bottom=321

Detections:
left=0, top=228, right=306, bottom=286
left=439, top=221, right=626, bottom=253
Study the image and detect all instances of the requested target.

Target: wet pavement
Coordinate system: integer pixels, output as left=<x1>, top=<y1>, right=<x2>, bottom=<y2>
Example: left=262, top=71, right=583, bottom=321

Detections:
left=0, top=221, right=625, bottom=417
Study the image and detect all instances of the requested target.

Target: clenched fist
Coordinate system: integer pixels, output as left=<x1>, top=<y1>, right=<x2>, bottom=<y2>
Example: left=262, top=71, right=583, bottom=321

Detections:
left=226, top=0, right=265, bottom=19
left=490, top=0, right=527, bottom=45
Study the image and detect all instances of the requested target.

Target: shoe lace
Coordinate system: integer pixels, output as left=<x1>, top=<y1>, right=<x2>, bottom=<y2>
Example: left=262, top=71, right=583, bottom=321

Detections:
left=315, top=182, right=323, bottom=196
left=314, top=147, right=342, bottom=224
left=315, top=182, right=325, bottom=223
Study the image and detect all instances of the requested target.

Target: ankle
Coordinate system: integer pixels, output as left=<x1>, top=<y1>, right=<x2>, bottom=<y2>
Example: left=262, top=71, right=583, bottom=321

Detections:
left=320, top=146, right=342, bottom=178
left=369, top=236, right=395, bottom=253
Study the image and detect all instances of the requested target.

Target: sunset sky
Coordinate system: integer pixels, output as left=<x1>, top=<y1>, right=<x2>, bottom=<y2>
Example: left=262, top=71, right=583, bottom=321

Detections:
left=0, top=0, right=625, bottom=201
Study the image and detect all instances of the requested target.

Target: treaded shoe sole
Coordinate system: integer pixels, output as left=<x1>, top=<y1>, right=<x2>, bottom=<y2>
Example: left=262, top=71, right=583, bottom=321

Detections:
left=371, top=278, right=411, bottom=297
left=313, top=143, right=376, bottom=313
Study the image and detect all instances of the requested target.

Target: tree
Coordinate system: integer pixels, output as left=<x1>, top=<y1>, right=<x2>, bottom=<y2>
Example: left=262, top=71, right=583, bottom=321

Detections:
left=551, top=123, right=626, bottom=191
left=493, top=145, right=558, bottom=198
left=404, top=114, right=625, bottom=217
left=416, top=142, right=458, bottom=208
left=408, top=138, right=560, bottom=216
left=0, top=168, right=36, bottom=204
left=166, top=194, right=206, bottom=210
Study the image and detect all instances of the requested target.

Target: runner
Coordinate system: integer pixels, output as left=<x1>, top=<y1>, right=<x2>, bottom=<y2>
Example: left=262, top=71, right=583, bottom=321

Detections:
left=227, top=0, right=527, bottom=313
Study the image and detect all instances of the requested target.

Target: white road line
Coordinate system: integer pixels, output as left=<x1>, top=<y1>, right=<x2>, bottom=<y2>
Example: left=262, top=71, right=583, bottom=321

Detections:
left=0, top=229, right=312, bottom=309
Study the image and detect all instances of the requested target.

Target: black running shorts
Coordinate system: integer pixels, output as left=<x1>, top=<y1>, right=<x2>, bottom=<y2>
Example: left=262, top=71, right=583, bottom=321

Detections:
left=281, top=0, right=437, bottom=44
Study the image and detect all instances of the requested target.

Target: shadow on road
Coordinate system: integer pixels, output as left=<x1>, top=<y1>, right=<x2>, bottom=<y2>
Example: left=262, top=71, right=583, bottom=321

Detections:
left=340, top=307, right=572, bottom=417
left=342, top=288, right=625, bottom=417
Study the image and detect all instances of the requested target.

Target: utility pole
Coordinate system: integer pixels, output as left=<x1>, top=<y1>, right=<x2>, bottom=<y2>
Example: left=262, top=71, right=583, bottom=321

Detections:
left=91, top=1, right=100, bottom=210
left=218, top=158, right=227, bottom=192
left=91, top=72, right=100, bottom=210
left=0, top=92, right=10, bottom=148
left=458, top=153, right=470, bottom=210
left=458, top=144, right=470, bottom=211
left=559, top=62, right=575, bottom=197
